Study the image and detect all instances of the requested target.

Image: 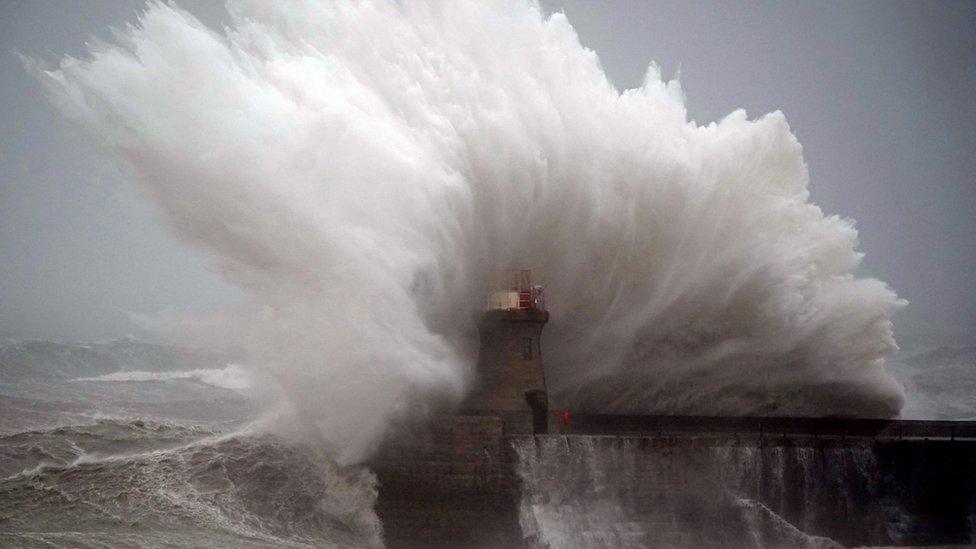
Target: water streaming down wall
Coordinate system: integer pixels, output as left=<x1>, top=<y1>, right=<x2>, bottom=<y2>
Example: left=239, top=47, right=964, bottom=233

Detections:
left=513, top=435, right=976, bottom=548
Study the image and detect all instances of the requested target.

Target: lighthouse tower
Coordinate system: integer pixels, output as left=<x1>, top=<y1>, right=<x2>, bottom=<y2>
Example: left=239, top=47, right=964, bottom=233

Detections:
left=372, top=269, right=551, bottom=545
left=464, top=269, right=551, bottom=434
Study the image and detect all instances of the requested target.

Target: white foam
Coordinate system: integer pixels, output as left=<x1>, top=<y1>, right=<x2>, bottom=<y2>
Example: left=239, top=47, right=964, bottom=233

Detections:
left=76, top=364, right=252, bottom=390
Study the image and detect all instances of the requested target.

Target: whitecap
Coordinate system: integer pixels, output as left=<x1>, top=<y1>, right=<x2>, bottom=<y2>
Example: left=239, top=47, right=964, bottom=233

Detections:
left=75, top=364, right=252, bottom=390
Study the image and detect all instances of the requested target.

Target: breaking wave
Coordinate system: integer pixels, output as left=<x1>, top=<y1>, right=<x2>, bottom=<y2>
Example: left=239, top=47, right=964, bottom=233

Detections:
left=27, top=0, right=904, bottom=462
left=76, top=364, right=253, bottom=390
left=0, top=420, right=382, bottom=548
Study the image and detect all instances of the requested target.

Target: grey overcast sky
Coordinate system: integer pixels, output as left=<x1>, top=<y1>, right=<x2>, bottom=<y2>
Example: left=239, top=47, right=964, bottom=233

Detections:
left=1, top=0, right=974, bottom=341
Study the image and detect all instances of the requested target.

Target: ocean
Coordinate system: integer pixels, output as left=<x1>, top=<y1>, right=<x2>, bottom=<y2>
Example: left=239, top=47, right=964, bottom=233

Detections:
left=0, top=338, right=381, bottom=548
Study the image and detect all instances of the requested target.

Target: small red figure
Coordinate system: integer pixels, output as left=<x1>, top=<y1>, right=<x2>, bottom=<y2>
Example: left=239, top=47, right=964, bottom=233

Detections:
left=561, top=409, right=571, bottom=425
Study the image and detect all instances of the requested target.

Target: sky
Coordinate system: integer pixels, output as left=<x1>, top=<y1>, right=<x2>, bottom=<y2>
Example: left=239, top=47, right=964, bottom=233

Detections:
left=1, top=0, right=974, bottom=342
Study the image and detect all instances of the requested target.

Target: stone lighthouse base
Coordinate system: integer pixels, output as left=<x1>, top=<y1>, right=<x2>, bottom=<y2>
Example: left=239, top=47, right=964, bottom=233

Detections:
left=370, top=414, right=528, bottom=548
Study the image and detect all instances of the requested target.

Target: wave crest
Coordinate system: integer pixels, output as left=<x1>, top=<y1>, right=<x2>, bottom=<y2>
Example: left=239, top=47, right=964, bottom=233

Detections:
left=75, top=364, right=252, bottom=390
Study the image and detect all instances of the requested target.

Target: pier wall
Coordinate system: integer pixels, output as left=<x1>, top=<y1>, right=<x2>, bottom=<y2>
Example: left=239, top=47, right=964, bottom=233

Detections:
left=372, top=415, right=976, bottom=548
left=371, top=416, right=523, bottom=548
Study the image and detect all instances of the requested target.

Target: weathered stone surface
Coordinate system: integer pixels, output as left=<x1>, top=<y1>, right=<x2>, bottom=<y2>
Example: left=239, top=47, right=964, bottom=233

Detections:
left=371, top=415, right=525, bottom=548
left=464, top=309, right=550, bottom=418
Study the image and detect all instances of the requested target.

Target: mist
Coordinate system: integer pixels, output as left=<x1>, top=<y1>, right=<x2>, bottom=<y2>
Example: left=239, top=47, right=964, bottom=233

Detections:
left=26, top=0, right=905, bottom=463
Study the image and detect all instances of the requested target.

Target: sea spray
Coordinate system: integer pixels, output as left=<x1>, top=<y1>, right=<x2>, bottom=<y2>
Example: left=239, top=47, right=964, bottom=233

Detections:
left=28, top=0, right=904, bottom=462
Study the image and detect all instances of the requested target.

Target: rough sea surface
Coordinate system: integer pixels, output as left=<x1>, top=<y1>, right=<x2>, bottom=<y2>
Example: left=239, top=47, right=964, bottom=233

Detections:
left=0, top=338, right=382, bottom=548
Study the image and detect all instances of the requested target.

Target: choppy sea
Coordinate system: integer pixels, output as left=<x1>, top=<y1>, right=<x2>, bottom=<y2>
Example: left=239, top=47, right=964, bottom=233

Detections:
left=0, top=338, right=381, bottom=548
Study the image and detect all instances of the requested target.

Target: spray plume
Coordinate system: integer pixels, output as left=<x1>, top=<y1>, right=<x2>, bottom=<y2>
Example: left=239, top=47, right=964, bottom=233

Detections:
left=27, top=0, right=904, bottom=463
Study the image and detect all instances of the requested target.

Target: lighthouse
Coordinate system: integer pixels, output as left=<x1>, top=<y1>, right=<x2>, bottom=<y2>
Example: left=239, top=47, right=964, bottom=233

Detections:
left=372, top=269, right=552, bottom=545
left=464, top=269, right=552, bottom=434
